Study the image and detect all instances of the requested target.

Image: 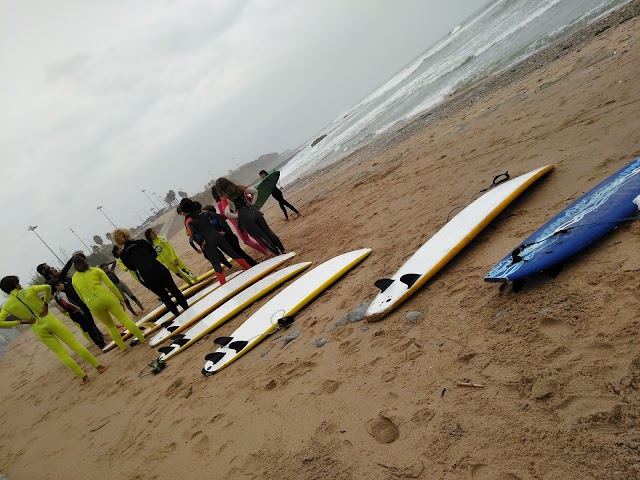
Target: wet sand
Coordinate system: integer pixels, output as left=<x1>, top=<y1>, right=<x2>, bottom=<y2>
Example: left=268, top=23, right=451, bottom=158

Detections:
left=1, top=4, right=640, bottom=479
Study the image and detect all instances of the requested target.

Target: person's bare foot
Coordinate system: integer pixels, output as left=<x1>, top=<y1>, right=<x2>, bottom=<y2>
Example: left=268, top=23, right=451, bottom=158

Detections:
left=82, top=375, right=90, bottom=384
left=97, top=365, right=109, bottom=374
left=121, top=348, right=130, bottom=355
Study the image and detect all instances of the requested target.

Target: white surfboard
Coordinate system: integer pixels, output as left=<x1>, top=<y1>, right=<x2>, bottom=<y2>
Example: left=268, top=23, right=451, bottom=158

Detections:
left=157, top=262, right=312, bottom=361
left=202, top=248, right=372, bottom=376
left=365, top=165, right=554, bottom=321
left=101, top=272, right=240, bottom=352
left=148, top=253, right=297, bottom=347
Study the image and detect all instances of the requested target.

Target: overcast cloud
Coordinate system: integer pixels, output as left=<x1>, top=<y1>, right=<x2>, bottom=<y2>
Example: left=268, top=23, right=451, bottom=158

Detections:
left=0, top=0, right=488, bottom=284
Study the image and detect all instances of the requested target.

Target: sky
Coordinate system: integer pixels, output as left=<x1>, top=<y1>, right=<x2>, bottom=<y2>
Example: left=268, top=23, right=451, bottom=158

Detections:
left=0, top=0, right=489, bottom=285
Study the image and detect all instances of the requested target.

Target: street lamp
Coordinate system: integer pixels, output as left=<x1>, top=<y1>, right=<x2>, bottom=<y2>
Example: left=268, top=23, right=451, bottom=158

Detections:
left=70, top=228, right=91, bottom=251
left=141, top=189, right=160, bottom=210
left=27, top=226, right=64, bottom=266
left=133, top=211, right=144, bottom=222
left=96, top=206, right=117, bottom=228
left=208, top=170, right=215, bottom=180
left=153, top=192, right=167, bottom=208
left=231, top=157, right=241, bottom=169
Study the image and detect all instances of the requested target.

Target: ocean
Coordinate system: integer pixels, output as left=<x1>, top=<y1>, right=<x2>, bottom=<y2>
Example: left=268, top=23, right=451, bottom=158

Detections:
left=280, top=0, right=631, bottom=186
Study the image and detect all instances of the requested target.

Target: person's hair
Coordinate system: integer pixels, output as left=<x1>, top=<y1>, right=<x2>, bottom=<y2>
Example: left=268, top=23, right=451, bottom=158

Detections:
left=259, top=170, right=268, bottom=176
left=112, top=245, right=120, bottom=258
left=210, top=186, right=221, bottom=202
left=0, top=276, right=19, bottom=294
left=112, top=229, right=132, bottom=246
left=215, top=177, right=245, bottom=200
left=193, top=201, right=202, bottom=210
left=99, top=263, right=108, bottom=269
left=203, top=204, right=216, bottom=213
left=72, top=254, right=89, bottom=273
left=36, top=263, right=48, bottom=275
left=46, top=278, right=63, bottom=288
left=144, top=228, right=155, bottom=243
left=176, top=206, right=183, bottom=214
left=179, top=197, right=197, bottom=214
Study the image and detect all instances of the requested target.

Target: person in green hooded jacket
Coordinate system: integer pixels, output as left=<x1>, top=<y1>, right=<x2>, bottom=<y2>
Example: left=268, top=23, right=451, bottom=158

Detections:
left=0, top=276, right=108, bottom=382
left=144, top=228, right=198, bottom=285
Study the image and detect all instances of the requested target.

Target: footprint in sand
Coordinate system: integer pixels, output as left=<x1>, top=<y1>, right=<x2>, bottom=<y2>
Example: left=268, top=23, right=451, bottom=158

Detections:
left=320, top=379, right=340, bottom=394
left=366, top=414, right=399, bottom=444
left=190, top=431, right=210, bottom=454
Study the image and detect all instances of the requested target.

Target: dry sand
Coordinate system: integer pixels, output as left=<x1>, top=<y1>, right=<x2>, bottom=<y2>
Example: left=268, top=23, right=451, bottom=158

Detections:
left=2, top=5, right=640, bottom=480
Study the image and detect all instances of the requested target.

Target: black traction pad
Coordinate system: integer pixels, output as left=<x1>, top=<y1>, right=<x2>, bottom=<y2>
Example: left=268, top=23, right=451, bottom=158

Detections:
left=374, top=279, right=394, bottom=292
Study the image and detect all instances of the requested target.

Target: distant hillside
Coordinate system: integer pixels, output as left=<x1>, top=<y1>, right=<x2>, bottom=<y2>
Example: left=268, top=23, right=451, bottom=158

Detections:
left=226, top=152, right=286, bottom=186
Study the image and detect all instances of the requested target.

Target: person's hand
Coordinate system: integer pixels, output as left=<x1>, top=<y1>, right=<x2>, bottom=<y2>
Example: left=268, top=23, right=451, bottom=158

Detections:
left=21, top=318, right=36, bottom=325
left=173, top=260, right=179, bottom=266
left=39, top=304, right=49, bottom=317
left=78, top=309, right=85, bottom=316
left=201, top=241, right=207, bottom=249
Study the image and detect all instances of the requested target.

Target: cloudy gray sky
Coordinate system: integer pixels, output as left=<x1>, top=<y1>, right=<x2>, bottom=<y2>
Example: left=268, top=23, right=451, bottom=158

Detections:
left=1, top=0, right=488, bottom=284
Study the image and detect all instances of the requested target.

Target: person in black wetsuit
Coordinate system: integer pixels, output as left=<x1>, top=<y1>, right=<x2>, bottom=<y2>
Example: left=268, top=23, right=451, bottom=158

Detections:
left=202, top=204, right=258, bottom=268
left=179, top=198, right=252, bottom=285
left=177, top=205, right=233, bottom=270
left=111, top=228, right=188, bottom=317
left=259, top=170, right=301, bottom=221
left=37, top=258, right=105, bottom=348
left=215, top=177, right=285, bottom=256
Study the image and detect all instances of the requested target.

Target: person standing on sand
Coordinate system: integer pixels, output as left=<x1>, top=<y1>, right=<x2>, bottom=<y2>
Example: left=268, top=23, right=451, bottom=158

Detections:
left=99, top=262, right=144, bottom=314
left=215, top=177, right=286, bottom=256
left=258, top=170, right=301, bottom=221
left=111, top=228, right=189, bottom=318
left=37, top=259, right=105, bottom=349
left=0, top=276, right=108, bottom=383
left=179, top=197, right=252, bottom=285
left=71, top=255, right=146, bottom=354
left=47, top=277, right=106, bottom=348
left=144, top=228, right=199, bottom=286
left=202, top=204, right=259, bottom=268
left=177, top=206, right=234, bottom=269
left=211, top=186, right=270, bottom=256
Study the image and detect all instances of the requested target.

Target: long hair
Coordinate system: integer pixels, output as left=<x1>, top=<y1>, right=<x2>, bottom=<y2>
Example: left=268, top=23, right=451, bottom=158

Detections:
left=112, top=228, right=132, bottom=246
left=72, top=254, right=89, bottom=272
left=0, top=276, right=19, bottom=294
left=144, top=228, right=155, bottom=244
left=215, top=177, right=245, bottom=200
left=210, top=185, right=221, bottom=202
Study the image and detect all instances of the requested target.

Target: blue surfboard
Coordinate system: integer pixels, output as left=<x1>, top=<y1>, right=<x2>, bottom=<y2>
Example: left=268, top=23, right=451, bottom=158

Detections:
left=485, top=158, right=640, bottom=284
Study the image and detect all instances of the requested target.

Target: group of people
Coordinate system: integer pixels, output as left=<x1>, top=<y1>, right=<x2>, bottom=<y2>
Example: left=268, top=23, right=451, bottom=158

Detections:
left=0, top=174, right=301, bottom=383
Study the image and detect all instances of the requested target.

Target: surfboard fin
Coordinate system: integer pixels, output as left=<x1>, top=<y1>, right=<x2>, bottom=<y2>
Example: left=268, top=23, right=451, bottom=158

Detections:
left=201, top=367, right=216, bottom=377
left=174, top=338, right=188, bottom=346
left=512, top=279, right=526, bottom=293
left=548, top=262, right=564, bottom=279
left=374, top=279, right=394, bottom=292
left=400, top=273, right=421, bottom=288
left=169, top=334, right=185, bottom=341
left=229, top=340, right=248, bottom=353
left=157, top=346, right=174, bottom=354
left=167, top=325, right=179, bottom=333
left=204, top=352, right=225, bottom=363
left=214, top=336, right=233, bottom=347
left=160, top=321, right=173, bottom=329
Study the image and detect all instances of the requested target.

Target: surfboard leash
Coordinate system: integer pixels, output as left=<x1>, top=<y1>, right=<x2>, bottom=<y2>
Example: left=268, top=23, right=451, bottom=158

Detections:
left=138, top=358, right=167, bottom=377
left=446, top=171, right=510, bottom=222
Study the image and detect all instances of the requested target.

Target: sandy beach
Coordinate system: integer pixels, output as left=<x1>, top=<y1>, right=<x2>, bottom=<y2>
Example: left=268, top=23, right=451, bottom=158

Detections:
left=2, top=3, right=640, bottom=479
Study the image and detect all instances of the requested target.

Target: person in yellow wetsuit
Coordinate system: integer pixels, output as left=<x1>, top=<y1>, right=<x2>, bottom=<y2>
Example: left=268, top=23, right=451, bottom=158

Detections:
left=0, top=276, right=108, bottom=382
left=70, top=254, right=145, bottom=353
left=144, top=228, right=198, bottom=285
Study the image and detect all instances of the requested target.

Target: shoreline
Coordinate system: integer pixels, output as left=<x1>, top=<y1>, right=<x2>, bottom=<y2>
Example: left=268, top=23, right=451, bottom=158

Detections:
left=285, top=0, right=640, bottom=197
